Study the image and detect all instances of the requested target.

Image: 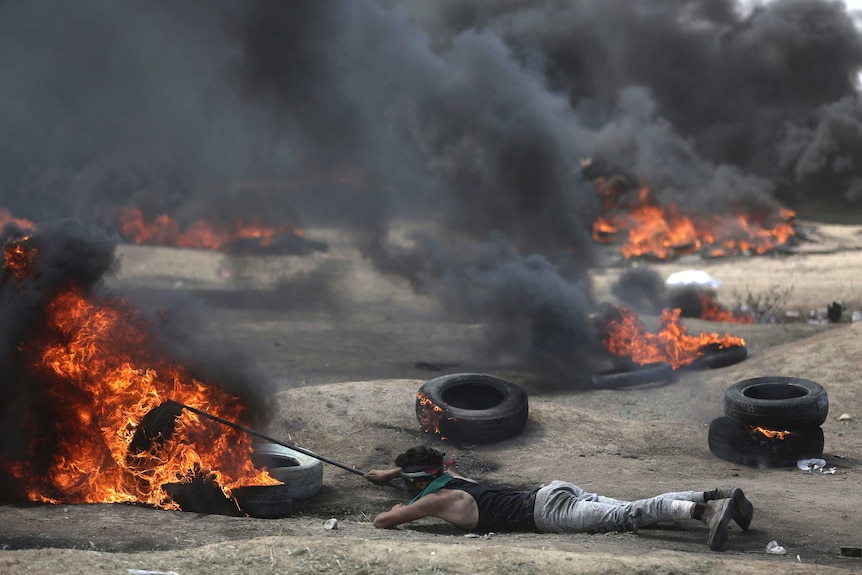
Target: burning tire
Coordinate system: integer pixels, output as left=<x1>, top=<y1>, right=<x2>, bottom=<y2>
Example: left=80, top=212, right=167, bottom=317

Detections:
left=591, top=362, right=675, bottom=389
left=682, top=344, right=748, bottom=371
left=251, top=442, right=324, bottom=501
left=708, top=416, right=824, bottom=468
left=723, top=377, right=829, bottom=430
left=233, top=484, right=294, bottom=519
left=162, top=481, right=243, bottom=516
left=415, top=373, right=528, bottom=444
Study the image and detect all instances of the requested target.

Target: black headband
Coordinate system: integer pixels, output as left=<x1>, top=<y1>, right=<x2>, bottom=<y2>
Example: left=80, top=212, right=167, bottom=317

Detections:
left=400, top=465, right=442, bottom=480
left=400, top=454, right=450, bottom=480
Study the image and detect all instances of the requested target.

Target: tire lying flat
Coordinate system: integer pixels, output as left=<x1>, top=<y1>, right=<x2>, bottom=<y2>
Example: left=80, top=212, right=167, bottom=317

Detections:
left=233, top=484, right=294, bottom=519
left=682, top=344, right=748, bottom=371
left=162, top=481, right=243, bottom=516
left=723, top=376, right=829, bottom=430
left=251, top=442, right=324, bottom=501
left=415, top=373, right=528, bottom=444
left=591, top=362, right=675, bottom=389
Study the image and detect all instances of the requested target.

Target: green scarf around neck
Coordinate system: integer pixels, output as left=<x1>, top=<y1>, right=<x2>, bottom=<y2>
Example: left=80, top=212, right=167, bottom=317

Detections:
left=408, top=472, right=454, bottom=505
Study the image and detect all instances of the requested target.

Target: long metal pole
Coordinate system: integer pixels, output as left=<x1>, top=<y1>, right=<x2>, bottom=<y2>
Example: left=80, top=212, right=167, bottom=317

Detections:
left=167, top=400, right=368, bottom=476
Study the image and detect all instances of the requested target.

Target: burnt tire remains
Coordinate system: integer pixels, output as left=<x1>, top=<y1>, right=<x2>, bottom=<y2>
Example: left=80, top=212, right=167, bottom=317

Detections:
left=233, top=484, right=294, bottom=519
left=162, top=480, right=243, bottom=516
left=723, top=376, right=829, bottom=430
left=591, top=362, right=675, bottom=390
left=415, top=373, right=528, bottom=444
left=682, top=344, right=748, bottom=372
left=708, top=416, right=824, bottom=468
left=591, top=343, right=747, bottom=390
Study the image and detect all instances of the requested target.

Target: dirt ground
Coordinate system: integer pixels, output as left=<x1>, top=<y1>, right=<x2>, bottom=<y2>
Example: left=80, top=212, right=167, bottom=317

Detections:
left=1, top=219, right=862, bottom=574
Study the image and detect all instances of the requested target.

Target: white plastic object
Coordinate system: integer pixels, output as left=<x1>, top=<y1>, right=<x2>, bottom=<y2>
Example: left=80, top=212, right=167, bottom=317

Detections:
left=796, top=458, right=826, bottom=472
left=665, top=270, right=722, bottom=288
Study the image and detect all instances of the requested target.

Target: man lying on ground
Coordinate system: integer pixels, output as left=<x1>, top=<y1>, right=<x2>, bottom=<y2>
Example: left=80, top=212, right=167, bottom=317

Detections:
left=365, top=445, right=753, bottom=552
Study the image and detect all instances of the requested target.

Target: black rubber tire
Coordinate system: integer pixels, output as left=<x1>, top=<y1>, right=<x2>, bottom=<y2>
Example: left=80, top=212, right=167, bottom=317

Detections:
left=708, top=416, right=824, bottom=468
left=162, top=481, right=242, bottom=516
left=682, top=344, right=748, bottom=371
left=250, top=443, right=324, bottom=501
left=591, top=362, right=675, bottom=389
left=232, top=485, right=294, bottom=519
left=415, top=373, right=528, bottom=444
left=723, top=377, right=829, bottom=429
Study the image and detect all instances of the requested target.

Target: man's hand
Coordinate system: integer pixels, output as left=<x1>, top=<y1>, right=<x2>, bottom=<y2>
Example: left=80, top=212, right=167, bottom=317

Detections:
left=364, top=468, right=401, bottom=485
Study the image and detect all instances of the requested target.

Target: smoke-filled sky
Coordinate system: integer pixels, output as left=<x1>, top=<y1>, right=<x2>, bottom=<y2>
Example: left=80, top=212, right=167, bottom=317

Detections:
left=3, top=0, right=862, bottom=381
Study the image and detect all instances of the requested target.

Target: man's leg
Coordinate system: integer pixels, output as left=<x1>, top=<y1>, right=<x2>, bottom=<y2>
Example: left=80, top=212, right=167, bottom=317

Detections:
left=533, top=481, right=737, bottom=551
left=575, top=487, right=704, bottom=506
left=533, top=481, right=696, bottom=533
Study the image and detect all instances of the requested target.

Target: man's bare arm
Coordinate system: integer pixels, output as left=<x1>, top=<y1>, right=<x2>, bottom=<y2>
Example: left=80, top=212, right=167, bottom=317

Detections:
left=373, top=499, right=435, bottom=528
left=372, top=490, right=478, bottom=530
left=364, top=467, right=402, bottom=484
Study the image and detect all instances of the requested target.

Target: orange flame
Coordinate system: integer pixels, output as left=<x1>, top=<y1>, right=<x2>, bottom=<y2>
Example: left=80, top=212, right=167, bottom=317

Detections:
left=700, top=292, right=754, bottom=324
left=0, top=207, right=36, bottom=231
left=416, top=392, right=452, bottom=440
left=118, top=206, right=304, bottom=251
left=592, top=184, right=795, bottom=260
left=601, top=306, right=745, bottom=369
left=0, top=239, right=278, bottom=508
left=750, top=426, right=789, bottom=440
left=3, top=235, right=38, bottom=281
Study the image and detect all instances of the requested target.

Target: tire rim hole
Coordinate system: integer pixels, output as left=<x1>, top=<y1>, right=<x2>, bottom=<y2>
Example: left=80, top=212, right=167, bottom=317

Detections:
left=442, top=383, right=504, bottom=410
left=251, top=454, right=301, bottom=469
left=744, top=384, right=808, bottom=401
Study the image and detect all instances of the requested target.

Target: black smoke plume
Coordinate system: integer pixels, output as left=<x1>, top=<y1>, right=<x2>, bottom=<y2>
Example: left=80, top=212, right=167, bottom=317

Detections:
left=2, top=1, right=861, bottom=381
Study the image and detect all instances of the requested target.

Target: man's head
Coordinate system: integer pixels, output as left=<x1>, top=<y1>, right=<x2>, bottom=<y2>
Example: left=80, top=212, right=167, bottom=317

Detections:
left=395, top=446, right=446, bottom=489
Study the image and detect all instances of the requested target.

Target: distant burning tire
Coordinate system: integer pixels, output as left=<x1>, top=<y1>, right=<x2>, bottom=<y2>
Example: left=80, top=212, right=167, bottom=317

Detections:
left=591, top=362, right=675, bottom=389
left=708, top=416, right=824, bottom=468
left=723, top=377, right=829, bottom=430
left=251, top=443, right=324, bottom=501
left=682, top=344, right=748, bottom=371
left=415, top=373, right=528, bottom=444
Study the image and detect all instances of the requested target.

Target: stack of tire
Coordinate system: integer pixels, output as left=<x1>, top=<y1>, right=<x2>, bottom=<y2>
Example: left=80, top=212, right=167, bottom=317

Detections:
left=239, top=442, right=324, bottom=518
left=708, top=377, right=829, bottom=468
left=162, top=442, right=323, bottom=518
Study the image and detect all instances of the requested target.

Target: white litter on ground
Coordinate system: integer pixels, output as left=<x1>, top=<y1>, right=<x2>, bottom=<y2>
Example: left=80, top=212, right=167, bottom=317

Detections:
left=665, top=270, right=722, bottom=288
left=796, top=458, right=836, bottom=474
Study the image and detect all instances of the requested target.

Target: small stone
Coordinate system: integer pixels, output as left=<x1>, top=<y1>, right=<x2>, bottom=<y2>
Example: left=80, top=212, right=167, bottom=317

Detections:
left=840, top=547, right=861, bottom=558
left=323, top=518, right=338, bottom=530
left=838, top=413, right=852, bottom=421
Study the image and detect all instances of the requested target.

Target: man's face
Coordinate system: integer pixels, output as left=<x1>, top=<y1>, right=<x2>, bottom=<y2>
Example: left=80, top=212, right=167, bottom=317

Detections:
left=403, top=477, right=431, bottom=496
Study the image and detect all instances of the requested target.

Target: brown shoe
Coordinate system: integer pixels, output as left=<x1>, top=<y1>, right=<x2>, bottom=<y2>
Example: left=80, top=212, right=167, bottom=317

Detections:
left=701, top=498, right=736, bottom=551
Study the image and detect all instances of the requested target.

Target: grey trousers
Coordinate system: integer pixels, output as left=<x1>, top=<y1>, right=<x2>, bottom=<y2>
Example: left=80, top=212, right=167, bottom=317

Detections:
left=533, top=480, right=699, bottom=533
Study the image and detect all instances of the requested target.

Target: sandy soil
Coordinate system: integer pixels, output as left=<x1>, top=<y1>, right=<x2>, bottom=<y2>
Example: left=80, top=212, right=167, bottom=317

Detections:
left=1, top=219, right=861, bottom=574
